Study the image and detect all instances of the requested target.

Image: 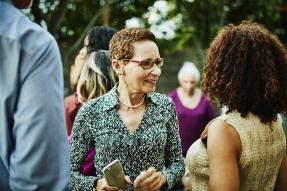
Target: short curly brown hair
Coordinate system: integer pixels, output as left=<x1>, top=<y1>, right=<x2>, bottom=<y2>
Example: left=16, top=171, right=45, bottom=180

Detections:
left=202, top=21, right=287, bottom=123
left=109, top=27, right=156, bottom=60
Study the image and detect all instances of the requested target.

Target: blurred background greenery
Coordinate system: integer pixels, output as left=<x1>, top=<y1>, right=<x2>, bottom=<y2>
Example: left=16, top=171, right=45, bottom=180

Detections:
left=24, top=0, right=287, bottom=131
left=24, top=0, right=287, bottom=95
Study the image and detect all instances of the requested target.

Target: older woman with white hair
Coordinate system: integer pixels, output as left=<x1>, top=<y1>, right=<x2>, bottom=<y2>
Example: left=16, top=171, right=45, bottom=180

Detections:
left=168, top=61, right=216, bottom=157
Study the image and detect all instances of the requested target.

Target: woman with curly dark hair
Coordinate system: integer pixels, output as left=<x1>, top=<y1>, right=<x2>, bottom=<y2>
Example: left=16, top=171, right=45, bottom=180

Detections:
left=186, top=21, right=287, bottom=191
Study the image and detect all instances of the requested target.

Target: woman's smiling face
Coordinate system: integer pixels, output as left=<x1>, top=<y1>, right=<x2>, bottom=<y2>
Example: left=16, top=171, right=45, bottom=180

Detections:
left=121, top=40, right=162, bottom=93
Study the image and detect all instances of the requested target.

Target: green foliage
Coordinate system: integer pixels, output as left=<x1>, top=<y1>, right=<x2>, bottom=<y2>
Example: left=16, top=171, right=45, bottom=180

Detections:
left=26, top=0, right=287, bottom=94
left=165, top=0, right=285, bottom=50
left=28, top=0, right=157, bottom=93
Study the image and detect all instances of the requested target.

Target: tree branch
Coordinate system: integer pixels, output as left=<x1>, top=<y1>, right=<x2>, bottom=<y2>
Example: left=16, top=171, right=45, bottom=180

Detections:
left=63, top=10, right=103, bottom=66
left=31, top=0, right=43, bottom=25
left=48, top=0, right=69, bottom=35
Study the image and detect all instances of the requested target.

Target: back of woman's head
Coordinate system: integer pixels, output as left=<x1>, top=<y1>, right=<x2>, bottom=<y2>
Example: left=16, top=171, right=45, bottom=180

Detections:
left=203, top=21, right=287, bottom=123
left=77, top=50, right=117, bottom=103
left=87, top=26, right=117, bottom=53
left=12, top=0, right=32, bottom=9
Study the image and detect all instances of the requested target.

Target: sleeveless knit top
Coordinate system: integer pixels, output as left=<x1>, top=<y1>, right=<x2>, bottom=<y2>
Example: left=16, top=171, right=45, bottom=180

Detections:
left=186, top=111, right=286, bottom=191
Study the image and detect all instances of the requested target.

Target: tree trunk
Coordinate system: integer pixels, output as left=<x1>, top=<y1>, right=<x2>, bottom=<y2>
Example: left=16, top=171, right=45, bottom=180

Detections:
left=103, top=0, right=110, bottom=26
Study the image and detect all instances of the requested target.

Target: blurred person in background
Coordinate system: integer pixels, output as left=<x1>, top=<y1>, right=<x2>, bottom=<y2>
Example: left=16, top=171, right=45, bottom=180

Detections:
left=65, top=54, right=86, bottom=135
left=169, top=61, right=216, bottom=157
left=76, top=51, right=117, bottom=104
left=168, top=61, right=216, bottom=191
left=0, top=0, right=70, bottom=190
left=65, top=26, right=117, bottom=177
left=69, top=50, right=117, bottom=176
left=186, top=21, right=287, bottom=191
left=64, top=26, right=117, bottom=136
left=70, top=27, right=185, bottom=191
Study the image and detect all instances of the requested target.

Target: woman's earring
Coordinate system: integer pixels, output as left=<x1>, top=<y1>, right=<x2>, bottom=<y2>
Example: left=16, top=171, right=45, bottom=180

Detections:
left=119, top=71, right=123, bottom=75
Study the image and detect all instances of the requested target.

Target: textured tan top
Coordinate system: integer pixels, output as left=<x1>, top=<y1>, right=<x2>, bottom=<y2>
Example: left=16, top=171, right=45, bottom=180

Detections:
left=186, top=111, right=286, bottom=191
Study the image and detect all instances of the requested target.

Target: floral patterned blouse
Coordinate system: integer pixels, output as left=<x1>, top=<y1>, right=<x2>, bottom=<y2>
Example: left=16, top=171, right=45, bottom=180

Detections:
left=70, top=85, right=185, bottom=191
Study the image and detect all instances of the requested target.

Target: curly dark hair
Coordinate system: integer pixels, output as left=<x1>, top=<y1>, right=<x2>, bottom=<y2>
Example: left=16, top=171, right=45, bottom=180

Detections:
left=202, top=21, right=287, bottom=123
left=109, top=27, right=156, bottom=60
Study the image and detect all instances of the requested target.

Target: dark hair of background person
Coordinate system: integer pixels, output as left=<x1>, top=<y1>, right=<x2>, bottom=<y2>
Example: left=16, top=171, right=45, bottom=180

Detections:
left=69, top=26, right=117, bottom=92
left=77, top=50, right=116, bottom=103
left=87, top=26, right=117, bottom=53
left=12, top=0, right=32, bottom=8
left=202, top=21, right=287, bottom=124
left=109, top=27, right=156, bottom=60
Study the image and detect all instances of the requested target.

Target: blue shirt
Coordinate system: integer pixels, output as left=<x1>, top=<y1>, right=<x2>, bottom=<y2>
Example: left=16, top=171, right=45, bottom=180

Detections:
left=70, top=84, right=185, bottom=190
left=0, top=0, right=70, bottom=190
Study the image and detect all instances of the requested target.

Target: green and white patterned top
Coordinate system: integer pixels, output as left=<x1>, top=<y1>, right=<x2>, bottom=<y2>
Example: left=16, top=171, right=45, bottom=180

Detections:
left=70, top=85, right=185, bottom=191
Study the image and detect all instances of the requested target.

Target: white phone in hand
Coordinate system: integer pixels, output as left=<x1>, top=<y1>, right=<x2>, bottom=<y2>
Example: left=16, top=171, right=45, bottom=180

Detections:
left=102, top=159, right=128, bottom=191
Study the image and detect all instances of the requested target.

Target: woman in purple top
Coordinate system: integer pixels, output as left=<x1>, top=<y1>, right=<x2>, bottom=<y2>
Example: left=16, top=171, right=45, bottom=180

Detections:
left=169, top=61, right=216, bottom=157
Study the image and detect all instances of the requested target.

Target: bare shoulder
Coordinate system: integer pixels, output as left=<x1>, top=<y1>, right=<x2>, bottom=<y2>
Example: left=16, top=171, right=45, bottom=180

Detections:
left=207, top=119, right=241, bottom=191
left=207, top=119, right=242, bottom=158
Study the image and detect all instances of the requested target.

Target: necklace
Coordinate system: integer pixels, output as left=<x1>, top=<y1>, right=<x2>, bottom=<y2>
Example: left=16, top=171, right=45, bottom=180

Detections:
left=116, top=93, right=145, bottom=108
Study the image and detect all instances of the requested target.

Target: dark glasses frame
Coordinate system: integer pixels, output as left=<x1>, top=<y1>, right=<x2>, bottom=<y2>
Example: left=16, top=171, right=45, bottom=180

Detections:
left=119, top=58, right=164, bottom=69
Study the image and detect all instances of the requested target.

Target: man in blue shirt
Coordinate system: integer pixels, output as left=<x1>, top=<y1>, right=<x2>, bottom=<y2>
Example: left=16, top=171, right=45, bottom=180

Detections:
left=0, top=0, right=70, bottom=190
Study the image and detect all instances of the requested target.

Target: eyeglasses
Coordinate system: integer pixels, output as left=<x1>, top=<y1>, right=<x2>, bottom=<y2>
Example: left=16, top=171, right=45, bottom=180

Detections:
left=120, top=58, right=164, bottom=70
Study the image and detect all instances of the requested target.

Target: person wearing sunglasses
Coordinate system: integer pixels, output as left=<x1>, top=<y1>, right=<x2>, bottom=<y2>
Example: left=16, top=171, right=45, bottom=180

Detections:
left=70, top=28, right=185, bottom=191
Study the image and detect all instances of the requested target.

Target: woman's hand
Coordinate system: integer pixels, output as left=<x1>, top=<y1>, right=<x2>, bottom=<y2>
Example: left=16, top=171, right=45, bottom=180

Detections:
left=95, top=178, right=119, bottom=191
left=182, top=175, right=192, bottom=191
left=134, top=167, right=166, bottom=191
left=95, top=176, right=133, bottom=191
